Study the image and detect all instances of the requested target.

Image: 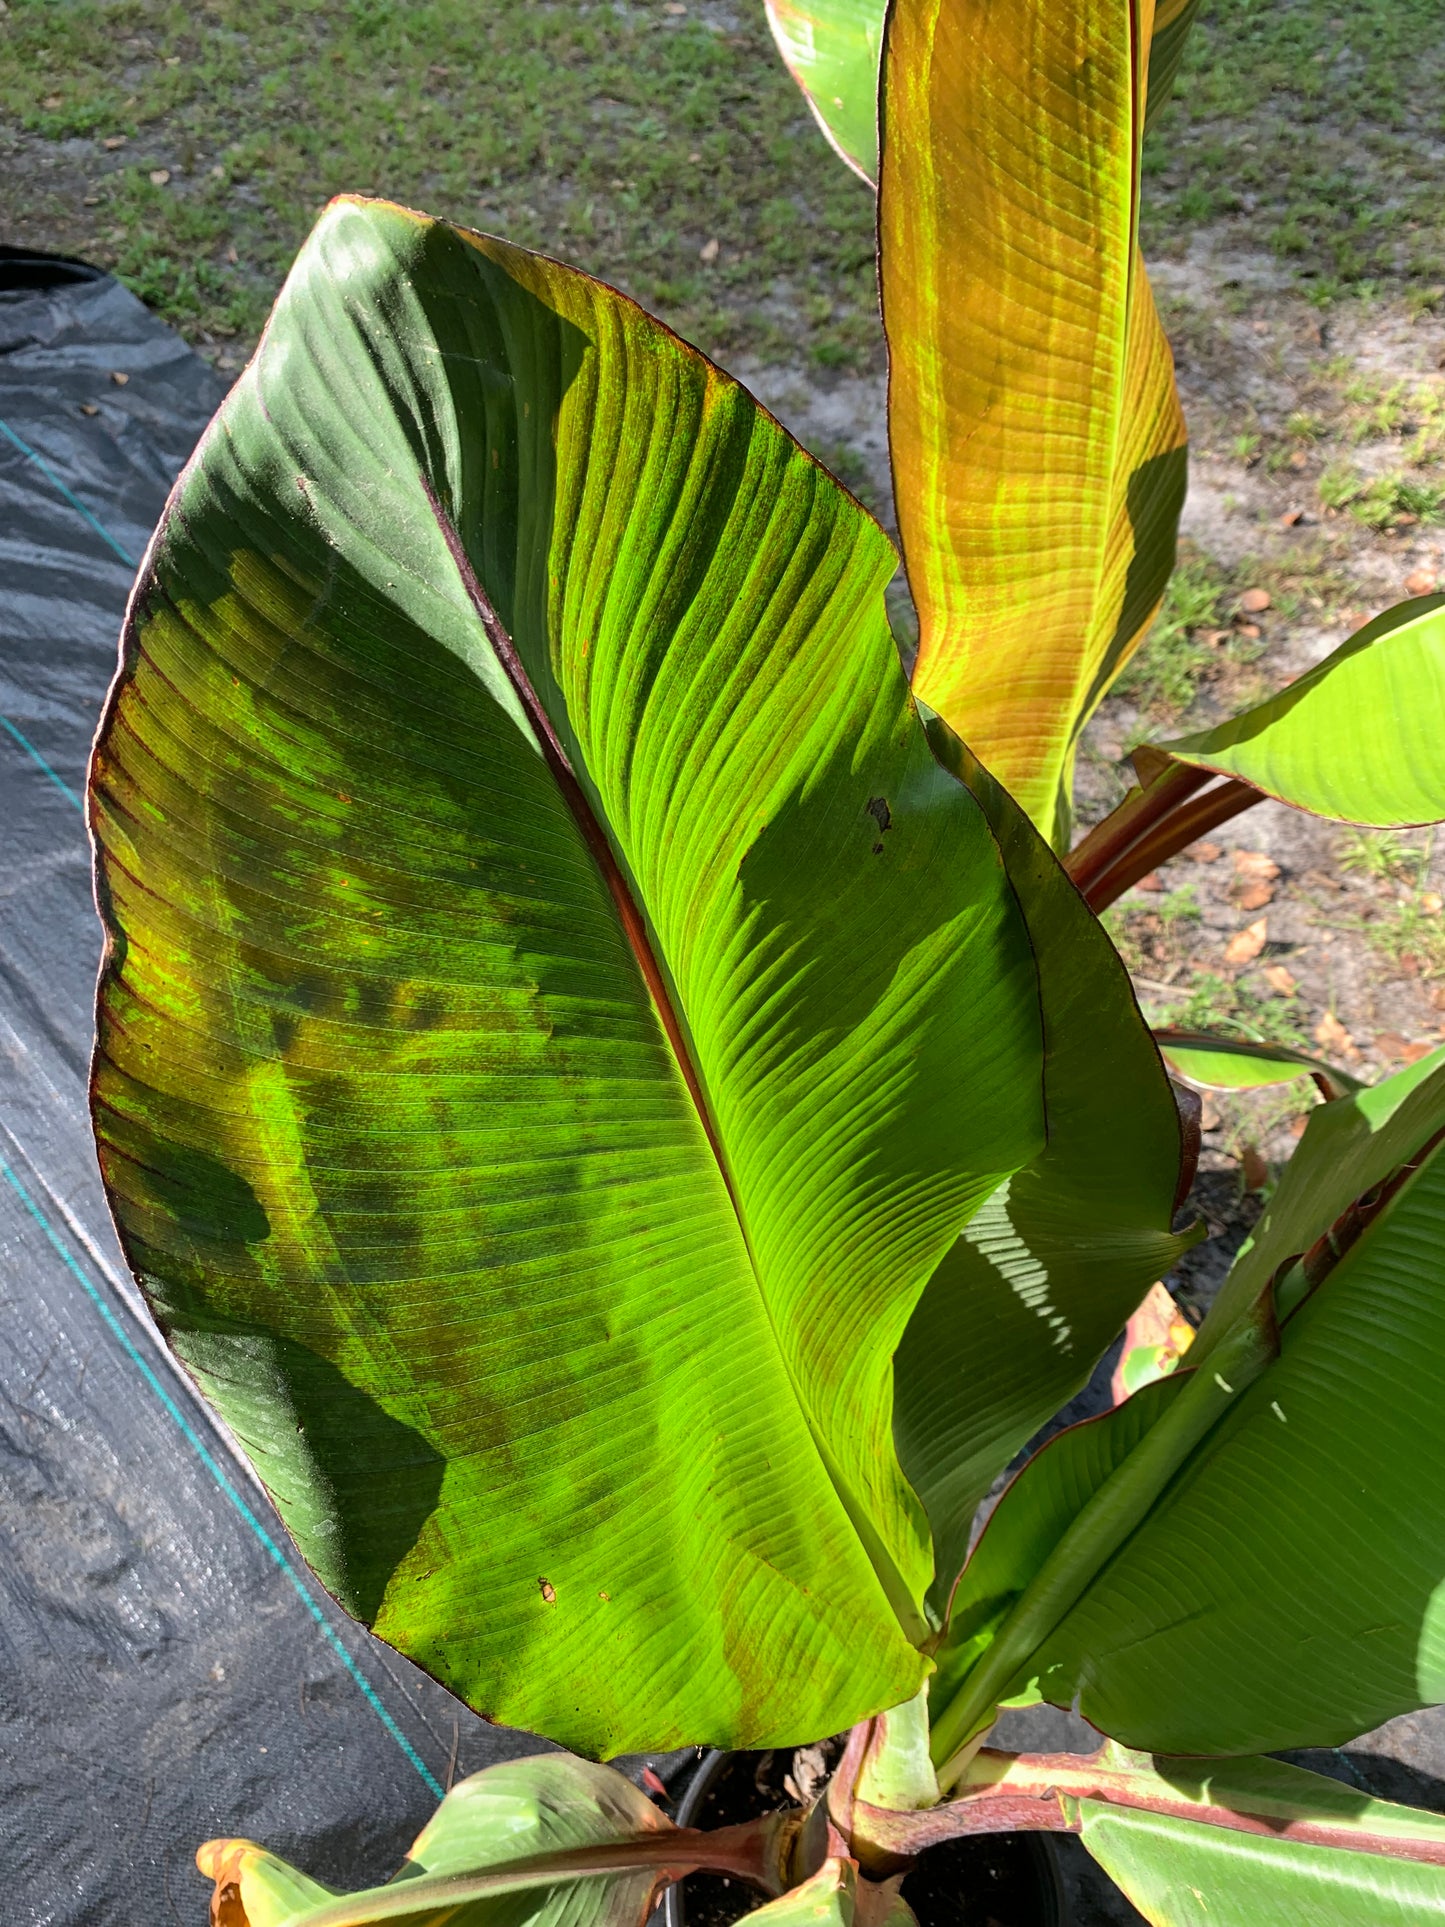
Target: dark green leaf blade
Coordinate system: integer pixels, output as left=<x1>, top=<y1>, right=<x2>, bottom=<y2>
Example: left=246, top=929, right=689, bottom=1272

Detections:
left=1031, top=1104, right=1445, bottom=1754
left=89, top=198, right=1046, bottom=1754
left=931, top=1376, right=1184, bottom=1711
left=893, top=716, right=1195, bottom=1616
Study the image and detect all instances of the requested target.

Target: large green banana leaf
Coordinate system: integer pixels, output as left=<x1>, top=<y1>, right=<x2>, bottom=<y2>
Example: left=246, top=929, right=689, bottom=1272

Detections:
left=1025, top=1064, right=1445, bottom=1754
left=881, top=0, right=1188, bottom=844
left=1138, top=595, right=1445, bottom=825
left=198, top=1753, right=700, bottom=1927
left=88, top=197, right=1055, bottom=1756
left=762, top=0, right=1200, bottom=186
left=894, top=714, right=1194, bottom=1617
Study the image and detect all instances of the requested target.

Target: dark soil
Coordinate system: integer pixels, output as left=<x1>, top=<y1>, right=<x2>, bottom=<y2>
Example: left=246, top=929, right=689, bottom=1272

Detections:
left=673, top=1751, right=1065, bottom=1927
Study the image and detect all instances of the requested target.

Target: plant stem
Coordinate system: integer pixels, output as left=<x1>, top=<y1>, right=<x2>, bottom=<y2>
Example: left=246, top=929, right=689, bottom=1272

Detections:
left=849, top=1747, right=1445, bottom=1868
left=927, top=1306, right=1277, bottom=1779
left=1065, top=762, right=1262, bottom=911
left=285, top=1820, right=788, bottom=1927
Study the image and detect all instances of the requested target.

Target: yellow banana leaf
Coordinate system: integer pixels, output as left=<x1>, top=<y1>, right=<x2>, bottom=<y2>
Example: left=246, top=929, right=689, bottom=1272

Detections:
left=882, top=0, right=1187, bottom=845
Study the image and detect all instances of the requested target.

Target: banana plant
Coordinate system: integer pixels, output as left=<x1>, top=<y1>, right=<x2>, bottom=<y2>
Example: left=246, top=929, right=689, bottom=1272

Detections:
left=82, top=3, right=1445, bottom=1927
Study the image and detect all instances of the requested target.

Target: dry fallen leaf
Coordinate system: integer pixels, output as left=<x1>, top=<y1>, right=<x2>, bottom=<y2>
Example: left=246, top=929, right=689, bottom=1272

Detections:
left=149, top=167, right=171, bottom=186
left=698, top=237, right=720, bottom=264
left=1233, top=849, right=1280, bottom=882
left=1405, top=568, right=1439, bottom=595
left=1135, top=872, right=1163, bottom=892
left=1240, top=1143, right=1269, bottom=1191
left=1236, top=621, right=1262, bottom=640
left=1279, top=507, right=1305, bottom=528
left=664, top=2, right=687, bottom=11
left=1264, top=964, right=1298, bottom=995
left=1315, top=1010, right=1359, bottom=1060
left=1237, top=586, right=1272, bottom=614
left=1375, top=1031, right=1410, bottom=1060
left=1287, top=450, right=1308, bottom=470
left=1189, top=842, right=1223, bottom=864
left=42, top=94, right=62, bottom=109
left=1421, top=890, right=1443, bottom=915
left=102, top=135, right=127, bottom=150
left=1223, top=918, right=1268, bottom=965
left=225, top=244, right=239, bottom=264
left=1403, top=1041, right=1438, bottom=1064
left=1238, top=881, right=1274, bottom=911
left=1289, top=1114, right=1310, bottom=1139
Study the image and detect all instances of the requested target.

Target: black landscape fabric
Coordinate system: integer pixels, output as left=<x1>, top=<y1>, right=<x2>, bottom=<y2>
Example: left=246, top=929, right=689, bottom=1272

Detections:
left=0, top=248, right=563, bottom=1927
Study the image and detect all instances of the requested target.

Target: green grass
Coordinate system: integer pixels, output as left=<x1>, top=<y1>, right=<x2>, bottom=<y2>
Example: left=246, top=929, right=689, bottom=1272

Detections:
left=6, top=0, right=1443, bottom=371
left=1112, top=549, right=1277, bottom=718
left=1113, top=554, right=1231, bottom=713
left=1140, top=0, right=1445, bottom=292
left=1318, top=464, right=1445, bottom=530
left=1148, top=970, right=1313, bottom=1053
left=0, top=0, right=881, bottom=366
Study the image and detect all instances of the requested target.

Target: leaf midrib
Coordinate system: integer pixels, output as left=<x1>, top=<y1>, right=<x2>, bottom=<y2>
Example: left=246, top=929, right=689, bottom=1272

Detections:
left=423, top=479, right=931, bottom=1648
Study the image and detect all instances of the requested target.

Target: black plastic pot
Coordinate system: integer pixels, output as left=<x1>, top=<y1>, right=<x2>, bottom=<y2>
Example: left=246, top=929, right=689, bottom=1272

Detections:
left=660, top=1750, right=1068, bottom=1927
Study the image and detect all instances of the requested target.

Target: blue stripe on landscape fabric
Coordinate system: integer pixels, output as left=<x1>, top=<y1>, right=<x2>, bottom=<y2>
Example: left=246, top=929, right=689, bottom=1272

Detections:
left=0, top=411, right=138, bottom=567
left=0, top=714, right=85, bottom=811
left=0, top=1154, right=445, bottom=1802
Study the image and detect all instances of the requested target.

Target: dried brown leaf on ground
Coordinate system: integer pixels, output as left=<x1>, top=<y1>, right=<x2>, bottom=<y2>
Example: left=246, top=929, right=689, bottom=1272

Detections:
left=1314, top=1010, right=1360, bottom=1060
left=1223, top=918, right=1268, bottom=964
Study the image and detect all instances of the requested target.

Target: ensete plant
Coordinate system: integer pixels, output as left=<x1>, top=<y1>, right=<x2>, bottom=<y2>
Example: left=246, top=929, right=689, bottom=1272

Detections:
left=85, top=0, right=1445, bottom=1922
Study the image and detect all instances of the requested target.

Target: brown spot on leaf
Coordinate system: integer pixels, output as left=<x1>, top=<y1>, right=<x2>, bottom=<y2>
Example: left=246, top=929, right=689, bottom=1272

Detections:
left=866, top=796, right=892, bottom=833
left=539, top=1578, right=556, bottom=1604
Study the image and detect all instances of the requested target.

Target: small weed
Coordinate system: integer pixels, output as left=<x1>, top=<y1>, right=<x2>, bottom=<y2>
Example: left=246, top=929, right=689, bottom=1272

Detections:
left=1232, top=432, right=1263, bottom=467
left=1115, top=554, right=1230, bottom=715
left=1337, top=827, right=1430, bottom=887
left=1318, top=466, right=1445, bottom=529
left=1353, top=898, right=1445, bottom=982
left=1150, top=970, right=1313, bottom=1051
